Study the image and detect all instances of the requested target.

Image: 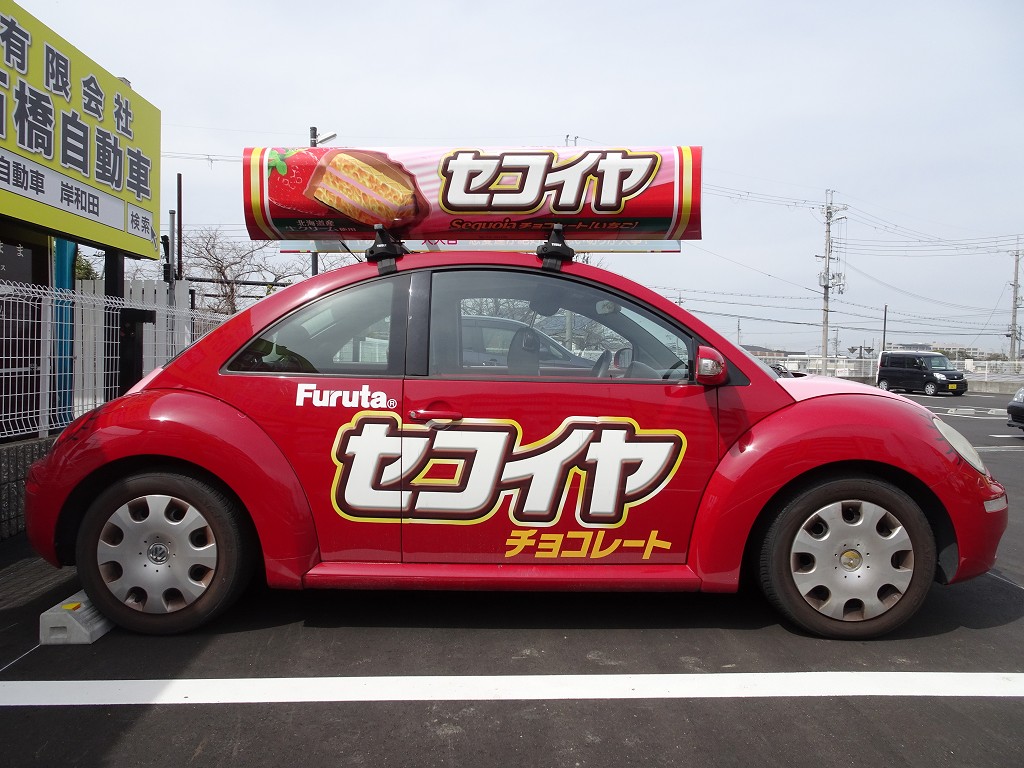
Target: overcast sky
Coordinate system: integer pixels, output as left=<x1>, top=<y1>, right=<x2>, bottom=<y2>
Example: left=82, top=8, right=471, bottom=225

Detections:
left=16, top=0, right=1024, bottom=354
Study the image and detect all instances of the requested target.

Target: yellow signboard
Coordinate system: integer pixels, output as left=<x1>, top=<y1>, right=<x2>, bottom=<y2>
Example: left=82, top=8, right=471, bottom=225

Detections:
left=0, top=1, right=160, bottom=259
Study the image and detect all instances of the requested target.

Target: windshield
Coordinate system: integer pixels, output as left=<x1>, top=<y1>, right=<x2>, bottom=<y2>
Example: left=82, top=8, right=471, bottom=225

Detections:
left=732, top=344, right=784, bottom=379
left=925, top=355, right=955, bottom=370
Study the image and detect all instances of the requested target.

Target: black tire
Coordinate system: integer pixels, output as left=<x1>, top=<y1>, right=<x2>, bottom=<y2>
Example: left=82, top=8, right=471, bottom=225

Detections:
left=759, top=477, right=936, bottom=640
left=952, top=390, right=965, bottom=397
left=877, top=380, right=890, bottom=391
left=924, top=382, right=938, bottom=396
left=76, top=472, right=255, bottom=634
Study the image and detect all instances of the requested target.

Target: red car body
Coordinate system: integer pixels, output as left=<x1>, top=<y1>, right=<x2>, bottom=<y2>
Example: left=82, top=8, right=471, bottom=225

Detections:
left=24, top=251, right=1008, bottom=637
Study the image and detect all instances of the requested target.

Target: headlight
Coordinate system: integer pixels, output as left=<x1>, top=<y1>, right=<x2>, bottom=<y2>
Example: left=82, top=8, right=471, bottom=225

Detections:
left=934, top=373, right=947, bottom=381
left=1013, top=388, right=1024, bottom=403
left=934, top=418, right=986, bottom=475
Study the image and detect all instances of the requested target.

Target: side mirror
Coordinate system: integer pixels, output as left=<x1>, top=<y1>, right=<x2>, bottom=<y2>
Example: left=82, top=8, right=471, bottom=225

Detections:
left=613, top=347, right=633, bottom=369
left=695, top=346, right=728, bottom=386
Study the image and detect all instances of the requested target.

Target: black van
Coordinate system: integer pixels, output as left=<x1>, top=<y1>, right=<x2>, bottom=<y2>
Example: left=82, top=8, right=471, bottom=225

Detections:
left=876, top=351, right=967, bottom=396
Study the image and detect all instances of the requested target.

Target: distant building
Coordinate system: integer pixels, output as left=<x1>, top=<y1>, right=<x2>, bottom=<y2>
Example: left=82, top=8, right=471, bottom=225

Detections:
left=741, top=345, right=805, bottom=358
left=885, top=342, right=932, bottom=352
left=883, top=343, right=985, bottom=358
left=931, top=343, right=982, bottom=359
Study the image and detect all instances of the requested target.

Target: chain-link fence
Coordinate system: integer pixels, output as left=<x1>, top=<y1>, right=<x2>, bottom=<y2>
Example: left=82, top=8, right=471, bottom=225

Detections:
left=1, top=279, right=225, bottom=539
left=1, top=279, right=224, bottom=441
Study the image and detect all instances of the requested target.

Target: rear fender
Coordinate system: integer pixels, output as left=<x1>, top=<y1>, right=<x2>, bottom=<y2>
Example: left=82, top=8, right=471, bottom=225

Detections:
left=57, top=390, right=318, bottom=587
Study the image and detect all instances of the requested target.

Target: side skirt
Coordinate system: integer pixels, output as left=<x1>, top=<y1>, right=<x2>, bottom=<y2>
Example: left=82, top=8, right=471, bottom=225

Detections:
left=303, top=562, right=703, bottom=592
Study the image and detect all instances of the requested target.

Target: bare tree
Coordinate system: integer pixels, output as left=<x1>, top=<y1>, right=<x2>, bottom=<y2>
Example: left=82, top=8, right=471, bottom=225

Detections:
left=80, top=231, right=334, bottom=314
left=181, top=228, right=307, bottom=314
left=573, top=252, right=606, bottom=268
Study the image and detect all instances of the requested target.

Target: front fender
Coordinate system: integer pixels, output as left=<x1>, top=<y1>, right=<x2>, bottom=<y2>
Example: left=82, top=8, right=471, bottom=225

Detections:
left=688, top=393, right=994, bottom=591
left=54, top=390, right=318, bottom=587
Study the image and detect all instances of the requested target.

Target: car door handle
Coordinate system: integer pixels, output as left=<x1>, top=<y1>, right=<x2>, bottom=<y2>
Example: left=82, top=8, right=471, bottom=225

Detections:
left=408, top=409, right=463, bottom=422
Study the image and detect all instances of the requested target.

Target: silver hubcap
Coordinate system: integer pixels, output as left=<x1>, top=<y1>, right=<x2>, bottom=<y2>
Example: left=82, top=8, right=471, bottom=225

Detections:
left=96, top=494, right=218, bottom=614
left=789, top=499, right=914, bottom=621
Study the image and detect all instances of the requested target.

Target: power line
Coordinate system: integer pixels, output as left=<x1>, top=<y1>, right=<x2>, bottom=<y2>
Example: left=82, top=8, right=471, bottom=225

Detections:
left=684, top=244, right=820, bottom=295
left=843, top=262, right=1003, bottom=311
left=704, top=184, right=820, bottom=209
left=691, top=308, right=1008, bottom=337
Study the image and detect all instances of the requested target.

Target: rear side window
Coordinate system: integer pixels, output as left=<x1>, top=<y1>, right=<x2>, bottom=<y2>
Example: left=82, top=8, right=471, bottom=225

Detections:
left=227, top=275, right=408, bottom=376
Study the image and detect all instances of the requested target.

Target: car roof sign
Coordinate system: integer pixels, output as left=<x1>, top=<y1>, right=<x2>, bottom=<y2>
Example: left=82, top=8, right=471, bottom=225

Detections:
left=243, top=145, right=702, bottom=245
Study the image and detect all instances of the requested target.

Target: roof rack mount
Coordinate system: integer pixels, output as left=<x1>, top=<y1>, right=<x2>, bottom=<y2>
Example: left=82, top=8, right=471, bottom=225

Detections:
left=537, top=224, right=575, bottom=271
left=365, top=225, right=410, bottom=275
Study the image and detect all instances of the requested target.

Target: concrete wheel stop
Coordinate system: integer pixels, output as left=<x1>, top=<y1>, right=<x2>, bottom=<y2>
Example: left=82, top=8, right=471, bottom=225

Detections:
left=40, top=591, right=114, bottom=644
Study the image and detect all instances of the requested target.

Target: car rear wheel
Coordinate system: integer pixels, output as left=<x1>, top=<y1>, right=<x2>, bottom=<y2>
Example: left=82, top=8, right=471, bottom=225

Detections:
left=759, top=477, right=936, bottom=639
left=877, top=380, right=890, bottom=391
left=924, top=382, right=938, bottom=396
left=76, top=472, right=255, bottom=634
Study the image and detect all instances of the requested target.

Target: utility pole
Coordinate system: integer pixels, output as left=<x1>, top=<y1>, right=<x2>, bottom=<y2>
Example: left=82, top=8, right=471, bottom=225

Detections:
left=818, top=189, right=847, bottom=375
left=306, top=127, right=338, bottom=277
left=166, top=210, right=176, bottom=359
left=881, top=304, right=888, bottom=353
left=309, top=128, right=319, bottom=275
left=176, top=173, right=183, bottom=280
left=1010, top=242, right=1021, bottom=362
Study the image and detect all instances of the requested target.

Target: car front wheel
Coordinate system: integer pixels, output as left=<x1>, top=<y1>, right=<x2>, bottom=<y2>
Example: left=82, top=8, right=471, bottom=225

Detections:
left=76, top=472, right=255, bottom=634
left=924, top=382, right=938, bottom=396
left=759, top=477, right=936, bottom=640
left=877, top=380, right=890, bottom=391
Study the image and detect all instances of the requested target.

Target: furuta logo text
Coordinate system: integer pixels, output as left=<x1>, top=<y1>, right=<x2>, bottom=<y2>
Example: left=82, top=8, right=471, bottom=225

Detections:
left=296, top=384, right=396, bottom=409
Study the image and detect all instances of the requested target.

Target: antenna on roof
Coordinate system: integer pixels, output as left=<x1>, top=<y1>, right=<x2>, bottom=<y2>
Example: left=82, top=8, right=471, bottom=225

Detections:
left=365, top=225, right=410, bottom=275
left=537, top=224, right=575, bottom=271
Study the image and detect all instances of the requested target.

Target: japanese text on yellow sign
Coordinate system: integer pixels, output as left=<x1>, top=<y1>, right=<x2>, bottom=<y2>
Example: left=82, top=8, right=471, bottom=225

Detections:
left=0, top=2, right=160, bottom=259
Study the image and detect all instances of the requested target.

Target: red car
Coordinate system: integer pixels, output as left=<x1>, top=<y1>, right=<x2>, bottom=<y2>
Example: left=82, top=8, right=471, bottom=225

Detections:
left=25, top=248, right=1008, bottom=639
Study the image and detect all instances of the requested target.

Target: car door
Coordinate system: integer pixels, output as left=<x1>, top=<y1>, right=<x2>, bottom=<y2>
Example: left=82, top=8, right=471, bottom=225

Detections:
left=888, top=355, right=907, bottom=390
left=217, top=274, right=409, bottom=562
left=908, top=356, right=927, bottom=392
left=401, top=267, right=721, bottom=566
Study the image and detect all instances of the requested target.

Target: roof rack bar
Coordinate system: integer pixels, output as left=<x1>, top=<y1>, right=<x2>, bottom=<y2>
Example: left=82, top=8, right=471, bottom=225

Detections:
left=365, top=225, right=410, bottom=275
left=537, top=224, right=575, bottom=271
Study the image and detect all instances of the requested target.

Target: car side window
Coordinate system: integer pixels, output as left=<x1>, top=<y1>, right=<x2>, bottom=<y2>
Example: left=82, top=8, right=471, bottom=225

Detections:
left=429, top=269, right=693, bottom=381
left=227, top=275, right=407, bottom=376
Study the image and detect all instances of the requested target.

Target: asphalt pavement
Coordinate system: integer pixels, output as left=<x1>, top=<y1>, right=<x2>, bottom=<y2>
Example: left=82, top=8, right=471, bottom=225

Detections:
left=1, top=390, right=1022, bottom=768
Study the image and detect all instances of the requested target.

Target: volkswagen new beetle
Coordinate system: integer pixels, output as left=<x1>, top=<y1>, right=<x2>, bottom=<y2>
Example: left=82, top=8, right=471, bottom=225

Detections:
left=25, top=246, right=1008, bottom=639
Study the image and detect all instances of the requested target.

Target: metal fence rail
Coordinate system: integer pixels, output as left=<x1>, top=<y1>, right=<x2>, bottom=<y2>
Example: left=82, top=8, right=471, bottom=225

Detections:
left=762, top=354, right=1024, bottom=382
left=1, top=279, right=224, bottom=441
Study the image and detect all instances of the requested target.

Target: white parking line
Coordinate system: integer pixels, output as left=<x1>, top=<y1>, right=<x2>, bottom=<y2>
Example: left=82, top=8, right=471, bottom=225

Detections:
left=938, top=409, right=1006, bottom=418
left=2, top=672, right=1024, bottom=706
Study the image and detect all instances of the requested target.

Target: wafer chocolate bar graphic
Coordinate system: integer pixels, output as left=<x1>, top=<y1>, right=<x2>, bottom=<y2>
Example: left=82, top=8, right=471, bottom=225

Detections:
left=304, top=150, right=420, bottom=227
